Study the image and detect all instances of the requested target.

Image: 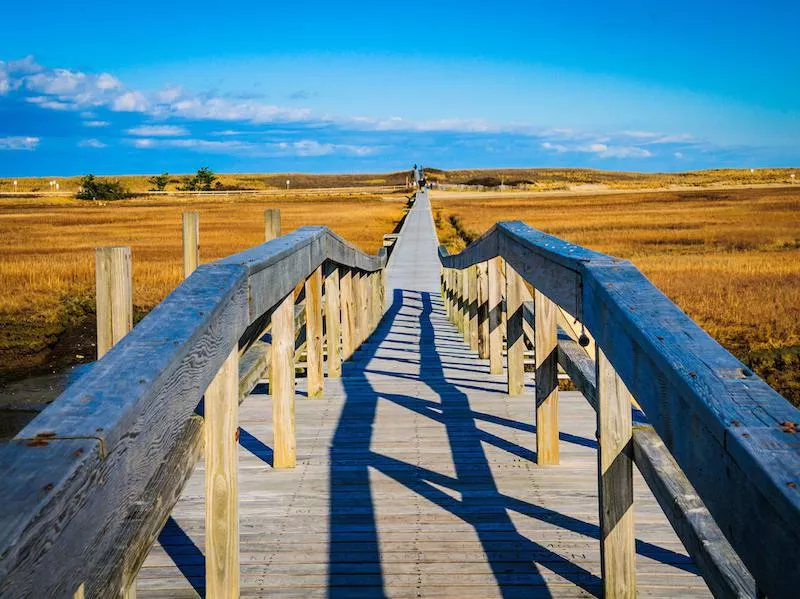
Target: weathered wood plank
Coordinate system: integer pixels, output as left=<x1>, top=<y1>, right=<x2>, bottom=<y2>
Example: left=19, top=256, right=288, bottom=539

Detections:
left=272, top=292, right=296, bottom=469
left=340, top=268, right=355, bottom=361
left=477, top=261, right=490, bottom=360
left=534, top=289, right=559, bottom=465
left=264, top=208, right=281, bottom=241
left=181, top=212, right=200, bottom=279
left=440, top=220, right=800, bottom=596
left=557, top=332, right=756, bottom=598
left=488, top=257, right=504, bottom=375
left=205, top=348, right=240, bottom=598
left=324, top=264, right=342, bottom=379
left=305, top=266, right=324, bottom=398
left=95, top=246, right=133, bottom=359
left=468, top=265, right=479, bottom=351
left=505, top=265, right=525, bottom=396
left=596, top=348, right=636, bottom=597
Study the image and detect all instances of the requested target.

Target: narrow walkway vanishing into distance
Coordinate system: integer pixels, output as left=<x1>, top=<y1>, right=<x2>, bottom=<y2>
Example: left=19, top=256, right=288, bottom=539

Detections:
left=138, top=190, right=711, bottom=597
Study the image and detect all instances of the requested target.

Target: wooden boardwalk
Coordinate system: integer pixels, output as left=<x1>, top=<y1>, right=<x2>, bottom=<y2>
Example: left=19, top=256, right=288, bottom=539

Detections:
left=138, top=192, right=711, bottom=597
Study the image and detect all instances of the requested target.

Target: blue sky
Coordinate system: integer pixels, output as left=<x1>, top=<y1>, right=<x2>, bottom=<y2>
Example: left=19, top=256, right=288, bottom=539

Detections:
left=1, top=0, right=798, bottom=175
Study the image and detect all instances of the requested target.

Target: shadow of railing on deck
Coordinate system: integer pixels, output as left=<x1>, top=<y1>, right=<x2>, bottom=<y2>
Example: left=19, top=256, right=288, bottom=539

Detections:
left=331, top=287, right=699, bottom=599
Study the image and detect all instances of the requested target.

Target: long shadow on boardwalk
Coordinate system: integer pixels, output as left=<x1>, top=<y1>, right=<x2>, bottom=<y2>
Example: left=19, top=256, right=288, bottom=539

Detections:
left=331, top=288, right=696, bottom=598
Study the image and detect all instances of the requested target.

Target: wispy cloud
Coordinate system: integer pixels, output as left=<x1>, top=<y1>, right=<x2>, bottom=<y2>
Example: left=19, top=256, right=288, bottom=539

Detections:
left=0, top=136, right=39, bottom=150
left=78, top=138, right=106, bottom=149
left=83, top=120, right=110, bottom=127
left=127, top=124, right=189, bottom=137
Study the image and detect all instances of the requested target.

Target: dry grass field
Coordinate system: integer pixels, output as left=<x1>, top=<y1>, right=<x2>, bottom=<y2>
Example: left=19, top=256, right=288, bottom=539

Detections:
left=0, top=192, right=406, bottom=384
left=433, top=186, right=800, bottom=406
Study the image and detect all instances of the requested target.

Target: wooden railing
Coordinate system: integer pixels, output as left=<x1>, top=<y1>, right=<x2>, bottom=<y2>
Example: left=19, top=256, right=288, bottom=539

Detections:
left=0, top=225, right=387, bottom=597
left=439, top=221, right=800, bottom=599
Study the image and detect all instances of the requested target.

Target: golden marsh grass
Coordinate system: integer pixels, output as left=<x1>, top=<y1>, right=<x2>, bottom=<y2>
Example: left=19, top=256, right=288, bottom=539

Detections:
left=433, top=186, right=800, bottom=405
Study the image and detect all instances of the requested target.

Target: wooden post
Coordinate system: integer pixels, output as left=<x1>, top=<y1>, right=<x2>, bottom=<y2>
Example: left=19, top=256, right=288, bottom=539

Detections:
left=596, top=348, right=637, bottom=596
left=95, top=246, right=133, bottom=359
left=468, top=264, right=479, bottom=351
left=352, top=270, right=363, bottom=349
left=363, top=272, right=373, bottom=337
left=205, top=347, right=240, bottom=598
left=477, top=261, right=490, bottom=359
left=340, top=268, right=355, bottom=360
left=461, top=268, right=470, bottom=340
left=371, top=271, right=382, bottom=330
left=443, top=268, right=450, bottom=320
left=73, top=583, right=85, bottom=599
left=534, top=289, right=559, bottom=465
left=506, top=265, right=525, bottom=395
left=488, top=257, right=503, bottom=374
left=181, top=211, right=199, bottom=279
left=305, top=266, right=324, bottom=398
left=324, top=265, right=342, bottom=378
left=264, top=208, right=281, bottom=241
left=272, top=292, right=296, bottom=468
left=123, top=585, right=136, bottom=599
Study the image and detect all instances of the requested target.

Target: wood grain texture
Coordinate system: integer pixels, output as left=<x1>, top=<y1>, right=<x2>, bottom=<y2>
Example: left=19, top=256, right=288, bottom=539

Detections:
left=139, top=191, right=711, bottom=597
left=596, top=348, right=636, bottom=598
left=534, top=289, right=559, bottom=465
left=305, top=266, right=324, bottom=398
left=488, top=257, right=504, bottom=375
left=468, top=265, right=479, bottom=351
left=272, top=292, right=296, bottom=469
left=264, top=208, right=281, bottom=241
left=205, top=348, right=240, bottom=598
left=340, top=268, right=355, bottom=361
left=439, top=219, right=800, bottom=596
left=477, top=261, right=490, bottom=360
left=506, top=265, right=525, bottom=396
left=324, top=265, right=342, bottom=379
left=181, top=211, right=200, bottom=279
left=95, top=246, right=133, bottom=359
left=557, top=333, right=755, bottom=598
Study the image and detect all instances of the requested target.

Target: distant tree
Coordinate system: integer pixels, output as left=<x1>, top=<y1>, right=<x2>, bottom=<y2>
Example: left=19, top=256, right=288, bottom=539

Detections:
left=76, top=174, right=131, bottom=200
left=180, top=166, right=217, bottom=191
left=194, top=167, right=217, bottom=191
left=148, top=172, right=170, bottom=191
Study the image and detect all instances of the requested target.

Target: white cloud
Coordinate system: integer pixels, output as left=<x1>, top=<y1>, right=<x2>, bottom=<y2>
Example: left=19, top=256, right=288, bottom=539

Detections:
left=674, top=151, right=684, bottom=159
left=79, top=138, right=106, bottom=149
left=127, top=124, right=189, bottom=137
left=542, top=140, right=653, bottom=159
left=84, top=120, right=110, bottom=127
left=112, top=91, right=149, bottom=112
left=0, top=136, right=40, bottom=151
left=541, top=141, right=568, bottom=153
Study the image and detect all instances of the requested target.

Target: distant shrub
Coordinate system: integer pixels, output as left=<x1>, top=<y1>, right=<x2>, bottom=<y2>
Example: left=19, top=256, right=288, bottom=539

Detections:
left=76, top=175, right=132, bottom=201
left=180, top=166, right=217, bottom=191
left=148, top=172, right=170, bottom=191
left=213, top=181, right=254, bottom=191
left=464, top=176, right=502, bottom=187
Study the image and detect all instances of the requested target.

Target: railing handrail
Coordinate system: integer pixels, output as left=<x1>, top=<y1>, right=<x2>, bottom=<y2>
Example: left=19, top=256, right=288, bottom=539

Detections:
left=0, top=225, right=386, bottom=596
left=439, top=220, right=800, bottom=598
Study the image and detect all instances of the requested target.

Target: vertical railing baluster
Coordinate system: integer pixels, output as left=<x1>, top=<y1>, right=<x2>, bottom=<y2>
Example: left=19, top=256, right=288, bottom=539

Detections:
left=534, top=289, right=559, bottom=465
left=596, top=348, right=637, bottom=597
left=505, top=265, right=525, bottom=395
left=340, top=268, right=355, bottom=360
left=468, top=265, right=479, bottom=351
left=488, top=257, right=503, bottom=375
left=477, top=261, right=490, bottom=360
left=273, top=292, right=296, bottom=469
left=324, top=264, right=342, bottom=378
left=461, top=268, right=470, bottom=341
left=305, top=266, right=324, bottom=398
left=205, top=347, right=240, bottom=597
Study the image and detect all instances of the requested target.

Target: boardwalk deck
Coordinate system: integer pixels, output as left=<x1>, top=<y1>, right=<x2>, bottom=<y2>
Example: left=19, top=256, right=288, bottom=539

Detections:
left=138, top=191, right=711, bottom=597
